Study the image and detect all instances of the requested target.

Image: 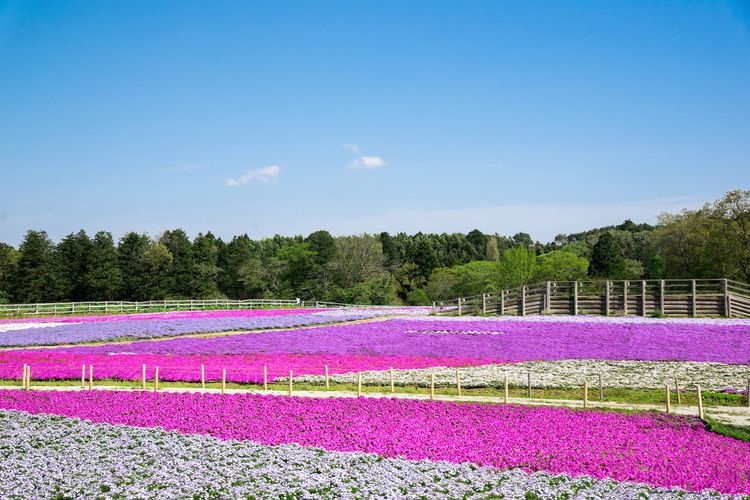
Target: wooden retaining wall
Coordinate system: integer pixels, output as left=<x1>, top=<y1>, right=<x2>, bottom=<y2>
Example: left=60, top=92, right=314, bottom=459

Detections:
left=438, top=279, right=750, bottom=319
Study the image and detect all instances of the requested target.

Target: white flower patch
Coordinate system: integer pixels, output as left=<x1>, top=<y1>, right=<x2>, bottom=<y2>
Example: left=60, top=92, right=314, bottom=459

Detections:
left=0, top=322, right=77, bottom=333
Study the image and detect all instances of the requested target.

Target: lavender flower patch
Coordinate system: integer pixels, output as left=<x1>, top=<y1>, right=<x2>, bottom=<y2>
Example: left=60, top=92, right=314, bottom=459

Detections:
left=0, top=312, right=375, bottom=347
left=0, top=410, right=731, bottom=499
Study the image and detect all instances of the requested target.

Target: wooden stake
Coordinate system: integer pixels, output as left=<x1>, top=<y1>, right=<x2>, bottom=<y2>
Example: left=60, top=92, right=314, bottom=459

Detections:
left=527, top=371, right=531, bottom=398
left=674, top=376, right=681, bottom=405
left=81, top=364, right=85, bottom=388
left=324, top=365, right=329, bottom=390
left=389, top=367, right=394, bottom=393
left=665, top=384, right=671, bottom=413
left=288, top=370, right=293, bottom=396
left=22, top=364, right=27, bottom=390
left=153, top=366, right=159, bottom=392
left=357, top=372, right=362, bottom=396
left=598, top=372, right=603, bottom=401
left=201, top=364, right=205, bottom=390
left=26, top=365, right=31, bottom=389
left=583, top=381, right=588, bottom=408
left=456, top=367, right=461, bottom=396
left=88, top=365, right=93, bottom=390
left=430, top=374, right=435, bottom=400
left=696, top=384, right=703, bottom=419
left=221, top=369, right=226, bottom=395
left=141, top=364, right=146, bottom=391
left=263, top=365, right=267, bottom=391
left=504, top=374, right=509, bottom=404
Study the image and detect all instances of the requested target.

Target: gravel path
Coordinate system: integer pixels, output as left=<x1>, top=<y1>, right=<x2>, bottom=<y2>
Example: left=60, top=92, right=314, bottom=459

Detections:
left=295, top=360, right=750, bottom=392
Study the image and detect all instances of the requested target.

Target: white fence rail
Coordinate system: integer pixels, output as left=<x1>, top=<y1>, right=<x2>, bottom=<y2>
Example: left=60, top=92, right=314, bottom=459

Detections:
left=0, top=298, right=303, bottom=318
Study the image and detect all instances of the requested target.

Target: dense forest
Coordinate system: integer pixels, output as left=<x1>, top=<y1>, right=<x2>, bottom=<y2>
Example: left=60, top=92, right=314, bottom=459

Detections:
left=0, top=190, right=748, bottom=305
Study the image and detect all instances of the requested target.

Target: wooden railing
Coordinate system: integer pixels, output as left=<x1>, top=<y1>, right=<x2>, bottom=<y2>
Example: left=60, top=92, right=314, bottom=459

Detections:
left=0, top=298, right=303, bottom=318
left=433, top=279, right=750, bottom=318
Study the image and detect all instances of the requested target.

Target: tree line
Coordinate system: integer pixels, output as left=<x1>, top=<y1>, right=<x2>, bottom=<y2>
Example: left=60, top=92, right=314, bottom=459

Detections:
left=0, top=190, right=747, bottom=305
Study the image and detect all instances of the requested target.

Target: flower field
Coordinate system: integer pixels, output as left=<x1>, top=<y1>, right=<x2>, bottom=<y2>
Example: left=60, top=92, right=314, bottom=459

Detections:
left=2, top=309, right=749, bottom=497
left=2, top=314, right=749, bottom=386
left=2, top=390, right=749, bottom=495
left=0, top=308, right=386, bottom=346
left=2, top=410, right=725, bottom=499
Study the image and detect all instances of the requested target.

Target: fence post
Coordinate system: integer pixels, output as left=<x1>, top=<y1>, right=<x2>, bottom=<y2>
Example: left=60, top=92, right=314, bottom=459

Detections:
left=545, top=281, right=551, bottom=312
left=660, top=280, right=666, bottom=314
left=583, top=381, right=588, bottom=408
left=432, top=302, right=437, bottom=315
left=521, top=286, right=527, bottom=316
left=691, top=279, right=697, bottom=317
left=605, top=281, right=610, bottom=316
left=500, top=290, right=505, bottom=315
left=482, top=294, right=487, bottom=315
left=723, top=279, right=731, bottom=317
left=573, top=282, right=578, bottom=315
left=623, top=281, right=629, bottom=315
left=457, top=298, right=462, bottom=316
left=641, top=280, right=647, bottom=316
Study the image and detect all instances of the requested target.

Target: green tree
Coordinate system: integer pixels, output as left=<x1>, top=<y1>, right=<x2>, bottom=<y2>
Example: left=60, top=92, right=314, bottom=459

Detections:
left=424, top=267, right=462, bottom=301
left=192, top=232, right=222, bottom=298
left=10, top=230, right=63, bottom=303
left=159, top=229, right=195, bottom=298
left=0, top=243, right=19, bottom=303
left=85, top=231, right=123, bottom=300
left=56, top=229, right=93, bottom=301
left=535, top=250, right=589, bottom=282
left=333, top=235, right=387, bottom=288
left=138, top=242, right=173, bottom=299
left=706, top=190, right=750, bottom=282
left=117, top=232, right=150, bottom=300
left=498, top=245, right=537, bottom=288
left=589, top=232, right=625, bottom=278
left=485, top=237, right=500, bottom=262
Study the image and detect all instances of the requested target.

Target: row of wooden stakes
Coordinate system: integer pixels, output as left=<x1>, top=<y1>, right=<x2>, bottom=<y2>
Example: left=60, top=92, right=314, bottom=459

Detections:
left=18, top=363, right=740, bottom=419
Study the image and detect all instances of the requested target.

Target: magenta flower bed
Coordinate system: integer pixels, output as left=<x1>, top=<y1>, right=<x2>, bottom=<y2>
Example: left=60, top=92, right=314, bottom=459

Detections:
left=0, top=352, right=487, bottom=383
left=1, top=390, right=748, bottom=494
left=54, top=318, right=750, bottom=364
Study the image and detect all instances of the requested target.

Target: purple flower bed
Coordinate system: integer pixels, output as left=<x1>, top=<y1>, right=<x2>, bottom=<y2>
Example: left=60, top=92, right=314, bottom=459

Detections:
left=0, top=308, right=324, bottom=325
left=56, top=317, right=750, bottom=364
left=0, top=311, right=375, bottom=347
left=1, top=389, right=748, bottom=494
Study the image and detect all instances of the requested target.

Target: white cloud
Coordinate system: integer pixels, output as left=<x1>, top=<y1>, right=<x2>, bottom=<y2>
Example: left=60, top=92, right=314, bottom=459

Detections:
left=225, top=165, right=281, bottom=187
left=343, top=143, right=359, bottom=153
left=346, top=155, right=385, bottom=171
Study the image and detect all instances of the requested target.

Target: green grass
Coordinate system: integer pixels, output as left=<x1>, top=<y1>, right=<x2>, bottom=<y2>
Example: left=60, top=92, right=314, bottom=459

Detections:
left=703, top=416, right=750, bottom=442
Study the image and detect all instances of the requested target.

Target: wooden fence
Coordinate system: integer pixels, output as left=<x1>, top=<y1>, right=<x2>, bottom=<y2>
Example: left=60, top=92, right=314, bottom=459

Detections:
left=0, top=298, right=303, bottom=318
left=433, top=279, right=750, bottom=319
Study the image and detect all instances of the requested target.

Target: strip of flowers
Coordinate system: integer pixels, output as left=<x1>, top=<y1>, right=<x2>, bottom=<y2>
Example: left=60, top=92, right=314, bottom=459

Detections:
left=0, top=390, right=748, bottom=494
left=1, top=409, right=728, bottom=499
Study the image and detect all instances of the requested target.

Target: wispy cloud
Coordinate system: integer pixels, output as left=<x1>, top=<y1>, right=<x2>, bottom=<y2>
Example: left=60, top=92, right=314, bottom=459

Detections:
left=343, top=143, right=359, bottom=153
left=346, top=155, right=385, bottom=171
left=225, top=165, right=281, bottom=187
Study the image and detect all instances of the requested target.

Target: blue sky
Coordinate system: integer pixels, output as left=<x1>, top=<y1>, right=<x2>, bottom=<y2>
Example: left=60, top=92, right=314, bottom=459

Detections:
left=1, top=1, right=749, bottom=245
